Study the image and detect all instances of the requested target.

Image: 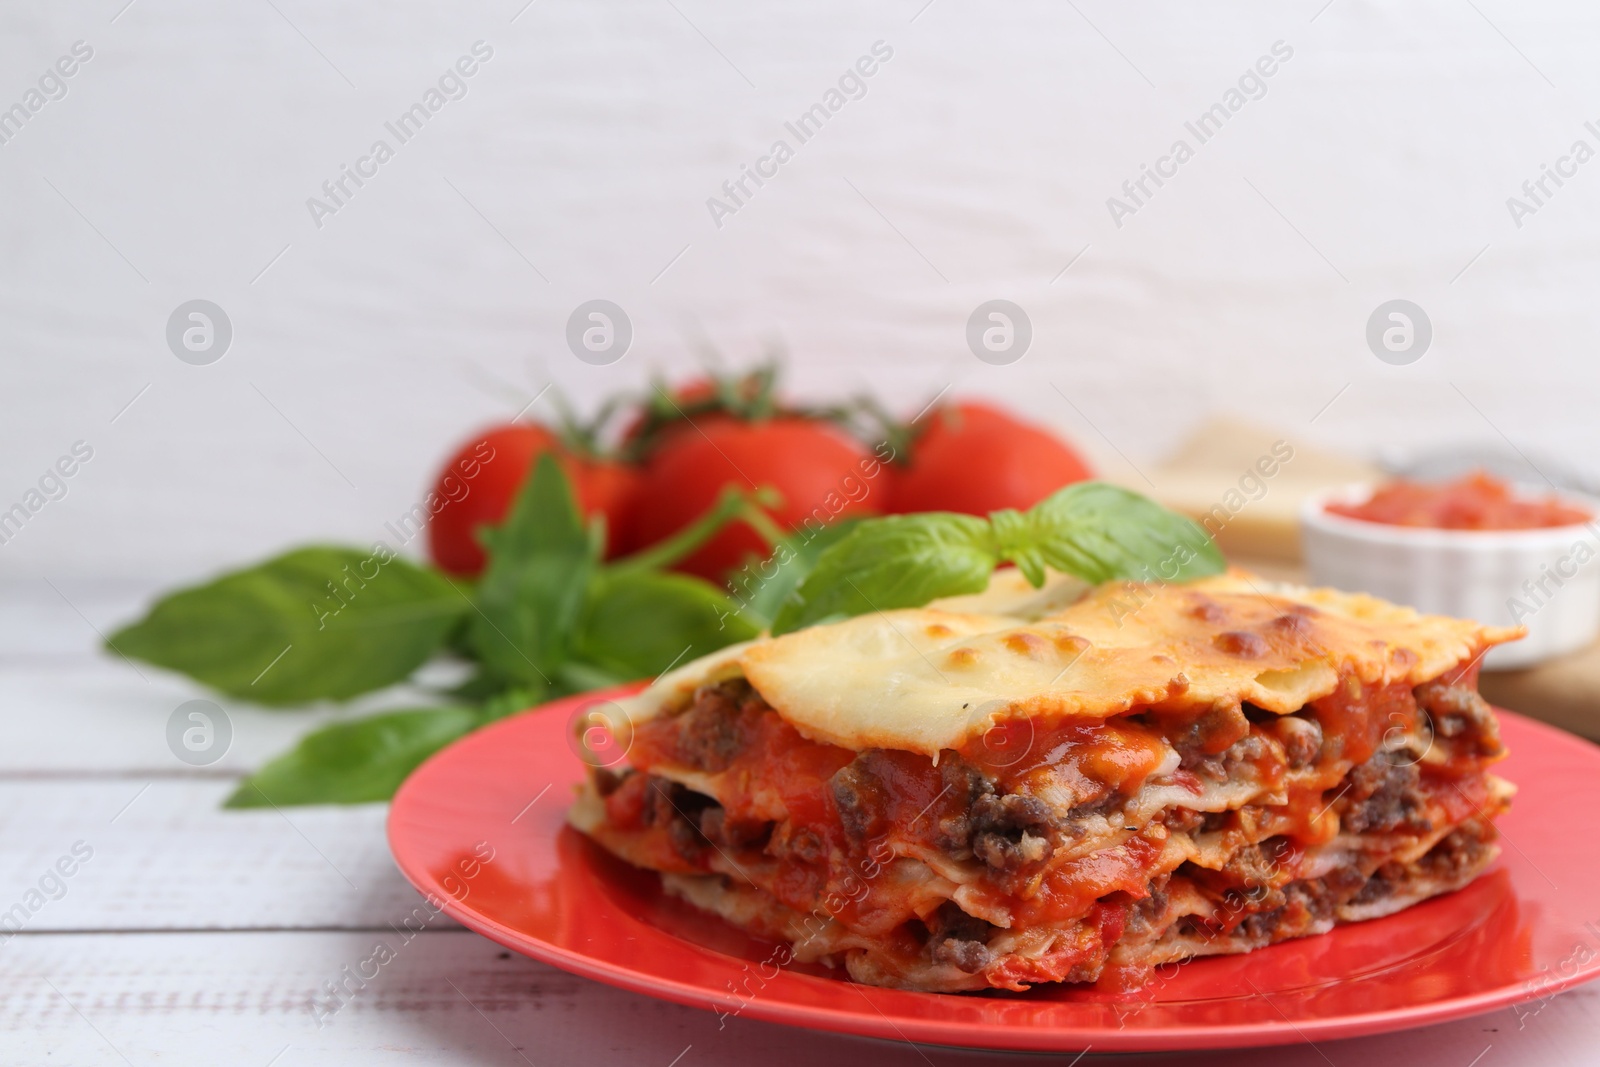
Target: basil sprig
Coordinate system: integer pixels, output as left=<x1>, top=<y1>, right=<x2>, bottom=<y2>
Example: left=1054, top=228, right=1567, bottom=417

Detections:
left=111, top=461, right=1221, bottom=807
left=770, top=482, right=1223, bottom=635
left=109, top=454, right=763, bottom=808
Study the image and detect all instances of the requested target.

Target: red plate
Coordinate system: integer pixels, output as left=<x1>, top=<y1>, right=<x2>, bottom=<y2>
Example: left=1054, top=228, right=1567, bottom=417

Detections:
left=388, top=691, right=1600, bottom=1052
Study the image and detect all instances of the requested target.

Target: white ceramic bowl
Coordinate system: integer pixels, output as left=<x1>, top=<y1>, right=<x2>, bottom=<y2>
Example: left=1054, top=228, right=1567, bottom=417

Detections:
left=1299, top=484, right=1600, bottom=669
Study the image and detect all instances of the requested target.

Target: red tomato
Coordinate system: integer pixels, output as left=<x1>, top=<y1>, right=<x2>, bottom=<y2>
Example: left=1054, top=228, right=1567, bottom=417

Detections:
left=426, top=423, right=641, bottom=576
left=889, top=401, right=1092, bottom=516
left=576, top=460, right=645, bottom=545
left=618, top=419, right=883, bottom=582
left=910, top=400, right=1013, bottom=450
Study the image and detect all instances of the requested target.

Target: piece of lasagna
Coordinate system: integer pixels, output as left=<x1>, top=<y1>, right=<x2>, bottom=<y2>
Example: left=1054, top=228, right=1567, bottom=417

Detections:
left=568, top=571, right=1518, bottom=992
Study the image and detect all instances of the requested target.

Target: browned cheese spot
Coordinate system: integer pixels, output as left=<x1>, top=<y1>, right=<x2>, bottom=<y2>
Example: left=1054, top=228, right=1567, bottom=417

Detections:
left=946, top=646, right=981, bottom=668
left=1213, top=631, right=1269, bottom=658
left=1003, top=632, right=1051, bottom=660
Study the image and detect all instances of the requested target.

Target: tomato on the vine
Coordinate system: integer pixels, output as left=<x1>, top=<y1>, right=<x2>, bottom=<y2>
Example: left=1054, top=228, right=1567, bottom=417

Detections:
left=426, top=423, right=640, bottom=576
left=888, top=401, right=1092, bottom=516
left=617, top=418, right=886, bottom=583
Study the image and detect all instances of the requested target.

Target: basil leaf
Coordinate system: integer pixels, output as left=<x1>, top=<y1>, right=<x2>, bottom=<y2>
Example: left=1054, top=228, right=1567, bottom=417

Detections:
left=224, top=706, right=480, bottom=807
left=467, top=453, right=599, bottom=687
left=770, top=514, right=997, bottom=635
left=731, top=518, right=861, bottom=628
left=575, top=570, right=761, bottom=679
left=765, top=483, right=1225, bottom=635
left=106, top=546, right=464, bottom=706
left=1021, top=482, right=1225, bottom=585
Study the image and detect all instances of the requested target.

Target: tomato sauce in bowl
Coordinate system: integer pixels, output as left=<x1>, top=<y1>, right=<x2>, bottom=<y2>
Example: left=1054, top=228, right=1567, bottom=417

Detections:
left=1325, top=471, right=1591, bottom=531
left=1301, top=475, right=1600, bottom=668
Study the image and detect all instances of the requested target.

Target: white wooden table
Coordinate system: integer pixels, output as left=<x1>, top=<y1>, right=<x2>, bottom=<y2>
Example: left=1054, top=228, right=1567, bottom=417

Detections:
left=5, top=579, right=1598, bottom=1067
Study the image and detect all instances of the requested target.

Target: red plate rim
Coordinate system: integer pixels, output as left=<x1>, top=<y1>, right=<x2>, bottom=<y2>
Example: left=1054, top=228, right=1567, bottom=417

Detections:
left=388, top=690, right=1600, bottom=1053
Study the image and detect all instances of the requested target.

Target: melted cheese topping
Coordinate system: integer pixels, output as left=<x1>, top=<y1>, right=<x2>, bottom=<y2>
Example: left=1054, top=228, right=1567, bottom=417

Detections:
left=617, top=570, right=1521, bottom=755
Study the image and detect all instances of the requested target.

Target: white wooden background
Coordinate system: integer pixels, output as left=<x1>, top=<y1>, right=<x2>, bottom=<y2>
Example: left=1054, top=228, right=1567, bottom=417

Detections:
left=6, top=0, right=1600, bottom=587
left=2, top=578, right=1597, bottom=1065
left=6, top=0, right=1600, bottom=1062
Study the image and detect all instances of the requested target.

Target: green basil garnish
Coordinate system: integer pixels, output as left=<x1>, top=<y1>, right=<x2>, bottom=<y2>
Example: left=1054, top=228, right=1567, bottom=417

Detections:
left=771, top=482, right=1222, bottom=635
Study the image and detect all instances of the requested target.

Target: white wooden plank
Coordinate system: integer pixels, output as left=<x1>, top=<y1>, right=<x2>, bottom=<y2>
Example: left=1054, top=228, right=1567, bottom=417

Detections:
left=0, top=578, right=155, bottom=662
left=1, top=661, right=337, bottom=774
left=0, top=780, right=432, bottom=932
left=0, top=658, right=472, bottom=775
left=3, top=931, right=1596, bottom=1067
